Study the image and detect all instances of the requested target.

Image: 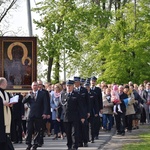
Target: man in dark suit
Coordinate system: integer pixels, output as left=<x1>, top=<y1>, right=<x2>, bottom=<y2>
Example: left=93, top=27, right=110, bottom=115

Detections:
left=58, top=80, right=85, bottom=150
left=90, top=76, right=103, bottom=139
left=84, top=81, right=99, bottom=143
left=23, top=81, right=49, bottom=150
left=74, top=77, right=90, bottom=147
left=37, top=80, right=51, bottom=147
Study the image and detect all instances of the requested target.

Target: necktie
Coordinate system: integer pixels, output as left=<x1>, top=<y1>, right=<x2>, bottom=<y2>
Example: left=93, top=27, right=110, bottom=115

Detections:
left=34, top=92, right=36, bottom=100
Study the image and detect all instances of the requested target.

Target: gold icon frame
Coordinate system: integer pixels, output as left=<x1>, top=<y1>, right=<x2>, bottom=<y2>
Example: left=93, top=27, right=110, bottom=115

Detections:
left=0, top=37, right=37, bottom=91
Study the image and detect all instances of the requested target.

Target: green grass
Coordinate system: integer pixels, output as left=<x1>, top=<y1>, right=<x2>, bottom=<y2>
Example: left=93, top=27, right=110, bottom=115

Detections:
left=122, top=133, right=150, bottom=150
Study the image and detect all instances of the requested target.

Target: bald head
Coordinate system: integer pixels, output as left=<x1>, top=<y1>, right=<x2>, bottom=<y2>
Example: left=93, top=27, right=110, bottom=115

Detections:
left=0, top=77, right=7, bottom=89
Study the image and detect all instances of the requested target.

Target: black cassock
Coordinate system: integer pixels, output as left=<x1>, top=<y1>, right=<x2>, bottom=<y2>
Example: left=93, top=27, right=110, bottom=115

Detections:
left=0, top=97, right=5, bottom=141
left=0, top=97, right=6, bottom=148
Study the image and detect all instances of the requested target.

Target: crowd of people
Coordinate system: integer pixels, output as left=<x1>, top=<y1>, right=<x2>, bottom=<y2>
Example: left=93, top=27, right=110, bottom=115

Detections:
left=0, top=76, right=150, bottom=150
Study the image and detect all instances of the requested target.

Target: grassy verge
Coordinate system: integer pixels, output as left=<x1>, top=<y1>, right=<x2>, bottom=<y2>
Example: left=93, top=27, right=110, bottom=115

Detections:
left=122, top=133, right=150, bottom=150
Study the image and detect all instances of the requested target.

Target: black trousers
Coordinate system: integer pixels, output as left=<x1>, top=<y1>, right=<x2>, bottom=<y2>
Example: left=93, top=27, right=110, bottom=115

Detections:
left=12, top=119, right=22, bottom=142
left=94, top=116, right=101, bottom=137
left=38, top=119, right=47, bottom=145
left=79, top=119, right=88, bottom=144
left=114, top=113, right=125, bottom=133
left=22, top=120, right=27, bottom=134
left=125, top=114, right=133, bottom=131
left=0, top=134, right=14, bottom=150
left=63, top=121, right=79, bottom=149
left=89, top=116, right=96, bottom=141
left=26, top=118, right=43, bottom=146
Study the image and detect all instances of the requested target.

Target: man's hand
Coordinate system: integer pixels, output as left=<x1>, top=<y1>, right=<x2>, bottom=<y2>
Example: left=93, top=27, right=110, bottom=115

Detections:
left=47, top=115, right=51, bottom=119
left=56, top=118, right=60, bottom=122
left=95, top=114, right=98, bottom=117
left=3, top=101, right=9, bottom=107
left=87, top=113, right=90, bottom=118
left=81, top=118, right=85, bottom=124
left=42, top=114, right=47, bottom=119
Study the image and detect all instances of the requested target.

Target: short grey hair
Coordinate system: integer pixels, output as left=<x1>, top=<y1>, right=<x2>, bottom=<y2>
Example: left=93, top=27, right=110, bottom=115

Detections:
left=0, top=77, right=7, bottom=85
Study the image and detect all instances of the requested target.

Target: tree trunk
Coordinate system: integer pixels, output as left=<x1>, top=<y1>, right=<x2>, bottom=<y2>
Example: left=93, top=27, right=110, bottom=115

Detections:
left=54, top=54, right=60, bottom=83
left=47, top=57, right=53, bottom=82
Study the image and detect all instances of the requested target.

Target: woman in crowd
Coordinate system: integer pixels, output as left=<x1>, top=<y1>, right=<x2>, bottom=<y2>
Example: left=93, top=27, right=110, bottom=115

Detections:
left=102, top=88, right=114, bottom=131
left=124, top=85, right=135, bottom=132
left=50, top=83, right=64, bottom=140
left=130, top=84, right=142, bottom=129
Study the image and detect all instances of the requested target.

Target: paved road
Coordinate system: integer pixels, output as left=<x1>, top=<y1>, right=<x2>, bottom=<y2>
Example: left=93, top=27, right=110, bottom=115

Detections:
left=13, top=128, right=116, bottom=150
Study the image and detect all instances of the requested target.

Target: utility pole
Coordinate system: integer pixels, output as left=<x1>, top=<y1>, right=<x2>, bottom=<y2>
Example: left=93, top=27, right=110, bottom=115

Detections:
left=63, top=49, right=66, bottom=81
left=27, top=0, right=33, bottom=36
left=134, top=0, right=137, bottom=31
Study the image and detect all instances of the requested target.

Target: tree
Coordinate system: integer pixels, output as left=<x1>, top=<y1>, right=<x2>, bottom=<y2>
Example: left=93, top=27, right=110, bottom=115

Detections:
left=0, top=0, right=17, bottom=23
left=0, top=0, right=18, bottom=35
left=85, top=0, right=150, bottom=84
left=33, top=0, right=82, bottom=82
left=33, top=0, right=150, bottom=84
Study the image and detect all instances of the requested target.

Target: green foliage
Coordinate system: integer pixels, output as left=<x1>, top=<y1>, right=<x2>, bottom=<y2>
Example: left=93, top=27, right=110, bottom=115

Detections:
left=33, top=0, right=150, bottom=84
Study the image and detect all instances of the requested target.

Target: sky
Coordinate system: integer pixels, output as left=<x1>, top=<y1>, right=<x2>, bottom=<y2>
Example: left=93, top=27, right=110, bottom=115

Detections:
left=1, top=0, right=41, bottom=36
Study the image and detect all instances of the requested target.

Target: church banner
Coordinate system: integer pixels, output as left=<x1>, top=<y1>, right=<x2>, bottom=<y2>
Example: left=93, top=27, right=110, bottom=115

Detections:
left=0, top=37, right=37, bottom=91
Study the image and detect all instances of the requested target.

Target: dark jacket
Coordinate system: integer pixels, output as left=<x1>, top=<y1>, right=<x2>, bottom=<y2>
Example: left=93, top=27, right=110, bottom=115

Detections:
left=118, top=92, right=128, bottom=113
left=92, top=87, right=103, bottom=110
left=59, top=90, right=84, bottom=122
left=78, top=86, right=90, bottom=119
left=41, top=89, right=51, bottom=115
left=88, top=90, right=99, bottom=116
left=12, top=94, right=24, bottom=120
left=23, top=90, right=48, bottom=119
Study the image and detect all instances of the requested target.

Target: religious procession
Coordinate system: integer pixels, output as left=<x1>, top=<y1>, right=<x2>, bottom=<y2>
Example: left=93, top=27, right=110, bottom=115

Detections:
left=0, top=76, right=150, bottom=150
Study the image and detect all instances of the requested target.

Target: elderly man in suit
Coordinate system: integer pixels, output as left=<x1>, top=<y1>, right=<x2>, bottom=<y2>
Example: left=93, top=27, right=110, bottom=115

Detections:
left=23, top=81, right=49, bottom=150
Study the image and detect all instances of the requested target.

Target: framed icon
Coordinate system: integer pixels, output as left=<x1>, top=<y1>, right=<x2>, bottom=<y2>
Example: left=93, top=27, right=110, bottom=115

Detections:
left=0, top=36, right=37, bottom=91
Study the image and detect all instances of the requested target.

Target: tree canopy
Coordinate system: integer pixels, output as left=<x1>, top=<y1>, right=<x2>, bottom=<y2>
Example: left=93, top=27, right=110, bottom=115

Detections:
left=33, top=0, right=150, bottom=84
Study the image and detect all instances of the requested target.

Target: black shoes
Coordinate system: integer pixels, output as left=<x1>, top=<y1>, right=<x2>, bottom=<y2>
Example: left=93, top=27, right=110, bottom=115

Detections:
left=121, top=133, right=125, bottom=136
left=84, top=143, right=88, bottom=147
left=78, top=143, right=83, bottom=147
left=32, top=145, right=37, bottom=150
left=91, top=140, right=94, bottom=143
left=26, top=145, right=32, bottom=150
left=37, top=143, right=43, bottom=147
left=18, top=141, right=22, bottom=144
left=26, top=144, right=37, bottom=150
left=13, top=141, right=18, bottom=144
